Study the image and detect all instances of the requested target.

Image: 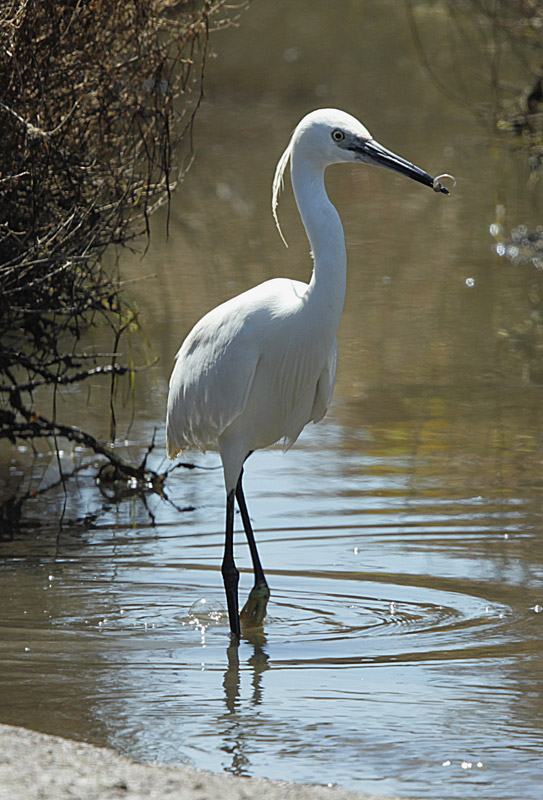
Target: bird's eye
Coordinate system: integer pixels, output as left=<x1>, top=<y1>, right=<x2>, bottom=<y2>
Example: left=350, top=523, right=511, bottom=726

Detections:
left=332, top=129, right=345, bottom=142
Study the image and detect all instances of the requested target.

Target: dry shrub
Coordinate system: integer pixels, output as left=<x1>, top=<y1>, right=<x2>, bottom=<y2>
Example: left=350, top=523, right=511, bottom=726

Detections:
left=407, top=0, right=543, bottom=147
left=0, top=0, right=241, bottom=508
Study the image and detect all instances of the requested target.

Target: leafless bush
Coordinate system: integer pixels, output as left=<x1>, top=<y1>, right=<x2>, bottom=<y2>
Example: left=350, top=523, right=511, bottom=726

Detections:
left=0, top=0, right=240, bottom=498
left=406, top=0, right=543, bottom=154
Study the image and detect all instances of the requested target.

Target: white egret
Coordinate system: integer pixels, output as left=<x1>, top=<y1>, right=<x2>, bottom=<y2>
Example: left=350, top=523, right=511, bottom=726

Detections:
left=167, top=108, right=449, bottom=641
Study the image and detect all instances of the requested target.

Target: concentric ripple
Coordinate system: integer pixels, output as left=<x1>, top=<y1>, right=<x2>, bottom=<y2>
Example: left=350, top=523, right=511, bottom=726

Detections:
left=1, top=441, right=542, bottom=800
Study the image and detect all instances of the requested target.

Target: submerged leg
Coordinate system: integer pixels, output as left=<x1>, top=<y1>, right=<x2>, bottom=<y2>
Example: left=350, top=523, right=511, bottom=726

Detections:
left=236, top=472, right=270, bottom=629
left=222, top=489, right=241, bottom=641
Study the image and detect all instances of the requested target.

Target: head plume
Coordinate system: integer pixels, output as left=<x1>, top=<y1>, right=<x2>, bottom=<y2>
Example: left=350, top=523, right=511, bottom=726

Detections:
left=271, top=132, right=294, bottom=248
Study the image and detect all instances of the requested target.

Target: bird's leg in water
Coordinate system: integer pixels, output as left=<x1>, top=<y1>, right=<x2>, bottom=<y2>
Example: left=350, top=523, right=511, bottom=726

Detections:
left=222, top=489, right=241, bottom=641
left=236, top=473, right=270, bottom=628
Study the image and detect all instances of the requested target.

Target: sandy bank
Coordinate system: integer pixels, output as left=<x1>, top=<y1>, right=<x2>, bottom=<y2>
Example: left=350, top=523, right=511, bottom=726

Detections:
left=0, top=723, right=409, bottom=800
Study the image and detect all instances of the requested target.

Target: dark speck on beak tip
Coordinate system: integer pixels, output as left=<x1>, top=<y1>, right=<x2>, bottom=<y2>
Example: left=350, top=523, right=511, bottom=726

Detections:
left=432, top=173, right=455, bottom=195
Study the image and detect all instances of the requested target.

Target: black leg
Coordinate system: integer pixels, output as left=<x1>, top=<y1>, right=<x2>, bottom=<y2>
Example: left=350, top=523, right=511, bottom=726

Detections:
left=236, top=473, right=267, bottom=587
left=221, top=488, right=240, bottom=641
left=236, top=471, right=270, bottom=628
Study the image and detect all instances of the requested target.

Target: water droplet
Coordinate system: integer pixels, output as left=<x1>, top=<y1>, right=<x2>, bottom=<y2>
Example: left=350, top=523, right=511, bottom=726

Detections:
left=189, top=598, right=224, bottom=622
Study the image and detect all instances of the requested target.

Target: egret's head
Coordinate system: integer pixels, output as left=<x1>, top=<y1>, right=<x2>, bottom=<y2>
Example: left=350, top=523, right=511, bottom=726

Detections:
left=272, top=108, right=452, bottom=246
left=289, top=109, right=373, bottom=167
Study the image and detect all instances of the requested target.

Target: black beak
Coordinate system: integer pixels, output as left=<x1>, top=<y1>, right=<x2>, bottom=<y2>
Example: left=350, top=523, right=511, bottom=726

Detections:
left=351, top=139, right=450, bottom=195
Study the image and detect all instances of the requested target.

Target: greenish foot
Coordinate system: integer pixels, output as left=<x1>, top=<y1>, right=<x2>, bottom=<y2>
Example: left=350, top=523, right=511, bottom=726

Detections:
left=240, top=582, right=270, bottom=629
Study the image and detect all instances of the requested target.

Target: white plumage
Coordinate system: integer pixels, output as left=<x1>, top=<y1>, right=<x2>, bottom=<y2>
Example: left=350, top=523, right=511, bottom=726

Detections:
left=166, top=277, right=337, bottom=491
left=166, top=108, right=449, bottom=641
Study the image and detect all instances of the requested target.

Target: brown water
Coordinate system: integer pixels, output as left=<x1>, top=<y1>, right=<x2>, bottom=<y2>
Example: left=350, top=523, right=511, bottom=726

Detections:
left=1, top=2, right=543, bottom=798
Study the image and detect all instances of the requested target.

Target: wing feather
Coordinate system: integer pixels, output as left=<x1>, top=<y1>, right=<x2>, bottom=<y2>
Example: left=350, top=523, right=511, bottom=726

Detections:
left=166, top=299, right=260, bottom=456
left=166, top=277, right=337, bottom=460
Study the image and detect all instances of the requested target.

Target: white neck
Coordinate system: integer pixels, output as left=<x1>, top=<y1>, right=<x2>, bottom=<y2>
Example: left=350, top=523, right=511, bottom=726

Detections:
left=290, top=151, right=347, bottom=327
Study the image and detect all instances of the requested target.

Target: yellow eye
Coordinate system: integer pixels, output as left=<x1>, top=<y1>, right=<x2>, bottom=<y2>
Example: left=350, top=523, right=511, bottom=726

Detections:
left=332, top=129, right=345, bottom=142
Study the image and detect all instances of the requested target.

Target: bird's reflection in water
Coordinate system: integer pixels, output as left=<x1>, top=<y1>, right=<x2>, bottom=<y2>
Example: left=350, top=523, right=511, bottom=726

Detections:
left=220, top=631, right=270, bottom=776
